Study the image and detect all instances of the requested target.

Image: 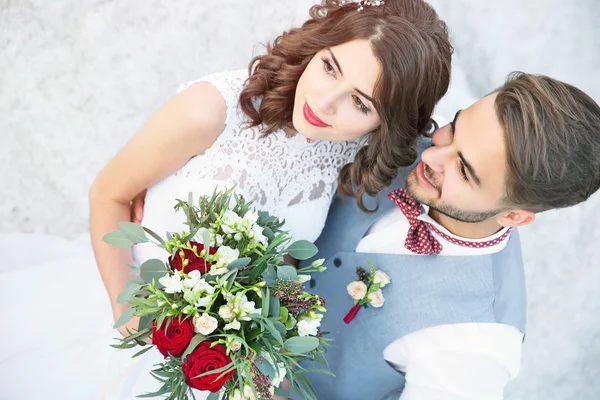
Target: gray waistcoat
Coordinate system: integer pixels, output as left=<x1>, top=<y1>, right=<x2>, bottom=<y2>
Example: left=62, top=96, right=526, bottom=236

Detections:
left=295, top=166, right=527, bottom=400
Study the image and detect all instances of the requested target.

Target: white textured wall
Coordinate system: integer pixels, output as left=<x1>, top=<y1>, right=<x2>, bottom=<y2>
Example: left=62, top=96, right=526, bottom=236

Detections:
left=1, top=1, right=599, bottom=398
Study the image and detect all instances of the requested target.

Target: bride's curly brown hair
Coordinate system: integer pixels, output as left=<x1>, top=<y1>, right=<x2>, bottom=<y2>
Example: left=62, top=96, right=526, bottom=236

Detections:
left=239, top=0, right=452, bottom=211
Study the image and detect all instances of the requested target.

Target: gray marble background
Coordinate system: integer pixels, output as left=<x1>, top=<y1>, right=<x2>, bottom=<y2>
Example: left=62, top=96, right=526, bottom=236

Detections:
left=1, top=0, right=599, bottom=398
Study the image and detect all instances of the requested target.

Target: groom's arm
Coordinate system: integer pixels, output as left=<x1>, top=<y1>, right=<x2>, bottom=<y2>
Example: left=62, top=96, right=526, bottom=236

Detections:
left=384, top=323, right=523, bottom=400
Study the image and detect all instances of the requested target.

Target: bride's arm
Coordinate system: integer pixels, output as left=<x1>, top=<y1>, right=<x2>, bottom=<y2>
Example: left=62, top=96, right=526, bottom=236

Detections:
left=89, top=82, right=227, bottom=330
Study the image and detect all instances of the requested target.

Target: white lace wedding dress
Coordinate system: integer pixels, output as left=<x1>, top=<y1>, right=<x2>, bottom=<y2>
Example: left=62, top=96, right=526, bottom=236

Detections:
left=0, top=70, right=362, bottom=400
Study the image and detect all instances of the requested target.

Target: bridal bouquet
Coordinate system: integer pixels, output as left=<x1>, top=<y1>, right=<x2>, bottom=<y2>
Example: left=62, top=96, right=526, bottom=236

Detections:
left=104, top=188, right=330, bottom=400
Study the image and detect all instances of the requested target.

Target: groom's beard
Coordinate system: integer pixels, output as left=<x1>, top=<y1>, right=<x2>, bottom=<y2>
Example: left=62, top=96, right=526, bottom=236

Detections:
left=405, top=170, right=502, bottom=224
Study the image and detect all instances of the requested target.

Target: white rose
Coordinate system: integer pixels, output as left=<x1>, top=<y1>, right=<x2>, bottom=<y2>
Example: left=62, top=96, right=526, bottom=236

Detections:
left=230, top=339, right=242, bottom=352
left=215, top=245, right=240, bottom=269
left=297, top=313, right=323, bottom=337
left=243, top=385, right=256, bottom=400
left=219, top=304, right=234, bottom=321
left=192, top=227, right=208, bottom=243
left=367, top=289, right=385, bottom=308
left=159, top=272, right=183, bottom=294
left=221, top=210, right=241, bottom=234
left=346, top=281, right=367, bottom=300
left=193, top=313, right=218, bottom=335
left=373, top=270, right=391, bottom=288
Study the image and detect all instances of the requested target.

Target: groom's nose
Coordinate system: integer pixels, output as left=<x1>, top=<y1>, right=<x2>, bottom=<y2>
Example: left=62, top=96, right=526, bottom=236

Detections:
left=421, top=144, right=453, bottom=174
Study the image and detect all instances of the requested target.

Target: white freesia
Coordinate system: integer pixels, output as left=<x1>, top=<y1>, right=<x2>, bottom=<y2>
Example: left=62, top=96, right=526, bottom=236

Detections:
left=221, top=210, right=242, bottom=234
left=210, top=246, right=240, bottom=275
left=221, top=294, right=261, bottom=331
left=192, top=227, right=224, bottom=247
left=241, top=210, right=259, bottom=228
left=368, top=289, right=385, bottom=308
left=298, top=274, right=311, bottom=283
left=224, top=319, right=241, bottom=331
left=193, top=313, right=218, bottom=335
left=237, top=295, right=261, bottom=320
left=251, top=224, right=269, bottom=247
left=183, top=270, right=201, bottom=289
left=346, top=281, right=367, bottom=300
left=297, top=313, right=323, bottom=337
left=373, top=270, right=391, bottom=288
left=159, top=272, right=183, bottom=294
left=192, top=279, right=216, bottom=307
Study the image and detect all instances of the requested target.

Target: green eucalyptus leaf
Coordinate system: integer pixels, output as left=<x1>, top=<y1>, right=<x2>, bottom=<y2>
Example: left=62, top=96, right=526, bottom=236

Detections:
left=132, top=345, right=154, bottom=358
left=118, top=221, right=149, bottom=244
left=277, top=265, right=297, bottom=281
left=285, top=240, right=318, bottom=260
left=269, top=295, right=280, bottom=319
left=261, top=288, right=270, bottom=318
left=263, top=319, right=283, bottom=345
left=283, top=336, right=320, bottom=354
left=227, top=257, right=251, bottom=270
left=202, top=229, right=211, bottom=254
left=181, top=333, right=207, bottom=360
left=262, top=265, right=277, bottom=286
left=138, top=314, right=154, bottom=331
left=117, top=281, right=142, bottom=305
left=207, top=393, right=220, bottom=400
left=140, top=259, right=168, bottom=284
left=143, top=227, right=165, bottom=245
left=103, top=231, right=134, bottom=249
left=255, top=355, right=276, bottom=382
left=113, top=307, right=136, bottom=329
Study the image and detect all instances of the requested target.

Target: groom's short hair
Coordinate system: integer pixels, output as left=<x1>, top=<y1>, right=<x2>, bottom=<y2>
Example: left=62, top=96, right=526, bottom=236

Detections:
left=494, top=73, right=600, bottom=212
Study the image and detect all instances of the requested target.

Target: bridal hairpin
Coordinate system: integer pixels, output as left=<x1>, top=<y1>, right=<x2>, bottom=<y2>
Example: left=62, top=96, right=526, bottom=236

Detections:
left=357, top=0, right=384, bottom=12
left=337, top=0, right=385, bottom=12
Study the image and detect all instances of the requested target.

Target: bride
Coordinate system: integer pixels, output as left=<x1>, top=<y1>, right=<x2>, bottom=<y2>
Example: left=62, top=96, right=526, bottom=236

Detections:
left=0, top=1, right=451, bottom=398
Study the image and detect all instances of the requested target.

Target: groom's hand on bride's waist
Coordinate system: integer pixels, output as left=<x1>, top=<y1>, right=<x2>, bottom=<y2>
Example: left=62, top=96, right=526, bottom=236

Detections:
left=130, top=189, right=147, bottom=224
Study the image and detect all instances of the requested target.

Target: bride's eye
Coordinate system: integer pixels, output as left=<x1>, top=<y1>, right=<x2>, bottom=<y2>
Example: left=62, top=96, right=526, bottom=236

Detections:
left=321, top=57, right=335, bottom=76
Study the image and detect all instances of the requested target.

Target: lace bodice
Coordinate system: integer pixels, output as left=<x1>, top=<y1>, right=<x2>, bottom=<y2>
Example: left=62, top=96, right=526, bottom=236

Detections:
left=133, top=70, right=362, bottom=264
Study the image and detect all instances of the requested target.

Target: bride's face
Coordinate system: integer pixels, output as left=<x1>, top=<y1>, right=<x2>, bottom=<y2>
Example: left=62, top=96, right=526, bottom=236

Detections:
left=292, top=39, right=382, bottom=142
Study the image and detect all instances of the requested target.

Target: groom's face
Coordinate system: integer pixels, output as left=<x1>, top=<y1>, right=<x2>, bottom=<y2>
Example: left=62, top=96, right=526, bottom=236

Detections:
left=406, top=94, right=510, bottom=223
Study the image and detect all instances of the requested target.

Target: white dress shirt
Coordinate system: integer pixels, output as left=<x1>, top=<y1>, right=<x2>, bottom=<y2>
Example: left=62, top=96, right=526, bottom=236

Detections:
left=356, top=205, right=524, bottom=400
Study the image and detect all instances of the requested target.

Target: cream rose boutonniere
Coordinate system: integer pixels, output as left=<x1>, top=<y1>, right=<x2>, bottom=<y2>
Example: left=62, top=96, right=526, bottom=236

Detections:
left=344, top=261, right=391, bottom=324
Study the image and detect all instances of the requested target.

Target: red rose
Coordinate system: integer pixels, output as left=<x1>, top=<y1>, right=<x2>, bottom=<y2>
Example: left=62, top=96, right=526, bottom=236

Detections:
left=169, top=241, right=217, bottom=274
left=152, top=317, right=195, bottom=358
left=183, top=342, right=235, bottom=392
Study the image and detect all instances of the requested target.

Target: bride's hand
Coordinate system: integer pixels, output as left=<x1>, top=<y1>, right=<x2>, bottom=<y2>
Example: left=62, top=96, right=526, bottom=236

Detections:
left=131, top=189, right=147, bottom=224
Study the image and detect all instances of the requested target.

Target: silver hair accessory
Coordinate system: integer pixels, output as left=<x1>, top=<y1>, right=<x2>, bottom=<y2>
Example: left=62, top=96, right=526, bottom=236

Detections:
left=336, top=0, right=385, bottom=12
left=357, top=0, right=384, bottom=12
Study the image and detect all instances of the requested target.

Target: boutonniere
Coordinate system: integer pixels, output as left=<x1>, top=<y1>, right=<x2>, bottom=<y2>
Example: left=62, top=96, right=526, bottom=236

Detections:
left=343, top=261, right=391, bottom=324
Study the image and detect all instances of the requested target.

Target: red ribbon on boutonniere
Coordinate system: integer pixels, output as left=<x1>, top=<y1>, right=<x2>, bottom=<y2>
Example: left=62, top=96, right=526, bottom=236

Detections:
left=343, top=261, right=391, bottom=324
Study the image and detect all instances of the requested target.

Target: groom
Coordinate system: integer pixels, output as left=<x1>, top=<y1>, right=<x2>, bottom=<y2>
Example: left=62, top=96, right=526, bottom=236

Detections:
left=297, top=72, right=600, bottom=399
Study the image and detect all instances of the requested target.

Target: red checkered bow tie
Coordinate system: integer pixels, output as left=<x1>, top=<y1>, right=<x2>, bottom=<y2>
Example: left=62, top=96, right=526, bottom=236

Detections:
left=388, top=188, right=512, bottom=255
